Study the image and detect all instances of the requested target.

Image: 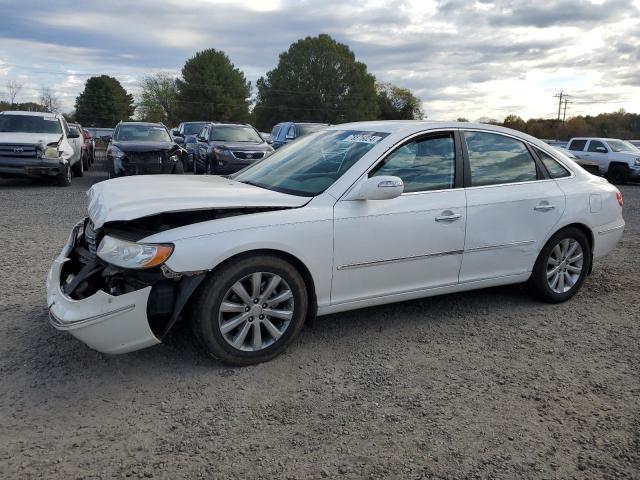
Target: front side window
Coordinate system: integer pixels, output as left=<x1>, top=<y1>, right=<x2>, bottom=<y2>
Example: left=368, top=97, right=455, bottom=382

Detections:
left=370, top=133, right=455, bottom=193
left=534, top=147, right=570, bottom=178
left=233, top=130, right=390, bottom=196
left=0, top=114, right=64, bottom=134
left=210, top=126, right=263, bottom=143
left=605, top=140, right=638, bottom=153
left=465, top=131, right=537, bottom=187
left=183, top=122, right=208, bottom=135
left=115, top=125, right=171, bottom=142
left=568, top=139, right=587, bottom=151
left=587, top=140, right=607, bottom=152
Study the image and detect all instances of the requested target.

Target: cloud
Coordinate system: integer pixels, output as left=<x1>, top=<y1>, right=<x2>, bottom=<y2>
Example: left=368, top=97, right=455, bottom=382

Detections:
left=0, top=0, right=638, bottom=121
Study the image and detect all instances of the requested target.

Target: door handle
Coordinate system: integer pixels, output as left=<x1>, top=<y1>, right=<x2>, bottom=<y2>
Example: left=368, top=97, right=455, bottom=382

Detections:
left=534, top=204, right=556, bottom=212
left=435, top=213, right=462, bottom=222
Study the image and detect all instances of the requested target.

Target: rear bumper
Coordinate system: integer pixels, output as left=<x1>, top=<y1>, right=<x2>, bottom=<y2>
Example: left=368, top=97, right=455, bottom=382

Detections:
left=46, top=222, right=160, bottom=354
left=594, top=219, right=625, bottom=259
left=0, top=156, right=66, bottom=177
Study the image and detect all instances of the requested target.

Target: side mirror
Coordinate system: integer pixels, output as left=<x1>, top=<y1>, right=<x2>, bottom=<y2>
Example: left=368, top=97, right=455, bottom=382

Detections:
left=351, top=176, right=404, bottom=200
left=267, top=138, right=274, bottom=144
left=68, top=127, right=80, bottom=139
left=595, top=146, right=607, bottom=153
left=172, top=129, right=180, bottom=136
left=173, top=135, right=185, bottom=144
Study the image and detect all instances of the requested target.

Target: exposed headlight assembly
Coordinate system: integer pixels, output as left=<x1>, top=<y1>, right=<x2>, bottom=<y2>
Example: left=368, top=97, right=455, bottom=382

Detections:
left=213, top=146, right=231, bottom=157
left=97, top=235, right=173, bottom=269
left=37, top=141, right=62, bottom=159
left=169, top=154, right=179, bottom=162
left=107, top=145, right=125, bottom=159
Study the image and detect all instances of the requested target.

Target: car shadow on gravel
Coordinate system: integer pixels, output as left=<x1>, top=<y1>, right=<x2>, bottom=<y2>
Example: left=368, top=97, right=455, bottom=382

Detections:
left=13, top=283, right=539, bottom=381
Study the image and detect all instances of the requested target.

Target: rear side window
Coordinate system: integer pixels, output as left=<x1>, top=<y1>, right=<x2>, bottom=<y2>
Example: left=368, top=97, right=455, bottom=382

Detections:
left=270, top=125, right=281, bottom=138
left=464, top=131, right=537, bottom=187
left=587, top=140, right=606, bottom=152
left=568, top=139, right=587, bottom=151
left=533, top=147, right=570, bottom=178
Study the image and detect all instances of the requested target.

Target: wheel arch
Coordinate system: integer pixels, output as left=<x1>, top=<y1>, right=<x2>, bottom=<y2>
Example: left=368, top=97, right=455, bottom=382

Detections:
left=198, top=248, right=318, bottom=323
left=548, top=222, right=594, bottom=274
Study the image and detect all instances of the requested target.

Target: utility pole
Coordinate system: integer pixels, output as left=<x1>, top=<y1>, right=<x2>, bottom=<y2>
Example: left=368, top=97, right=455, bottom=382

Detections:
left=562, top=97, right=573, bottom=122
left=554, top=91, right=571, bottom=121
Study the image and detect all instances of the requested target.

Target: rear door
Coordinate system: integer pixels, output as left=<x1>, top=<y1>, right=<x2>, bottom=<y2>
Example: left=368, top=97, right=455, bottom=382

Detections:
left=460, top=130, right=565, bottom=282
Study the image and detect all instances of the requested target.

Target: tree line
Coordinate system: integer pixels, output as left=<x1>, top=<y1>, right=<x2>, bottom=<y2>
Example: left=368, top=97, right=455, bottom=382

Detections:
left=53, top=34, right=423, bottom=129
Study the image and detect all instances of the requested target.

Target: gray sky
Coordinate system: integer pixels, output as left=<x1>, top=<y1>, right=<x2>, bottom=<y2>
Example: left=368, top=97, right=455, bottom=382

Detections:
left=1, top=0, right=638, bottom=121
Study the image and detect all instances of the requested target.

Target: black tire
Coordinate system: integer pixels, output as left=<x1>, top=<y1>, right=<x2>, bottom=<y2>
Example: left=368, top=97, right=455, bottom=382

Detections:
left=107, top=158, right=118, bottom=179
left=71, top=157, right=84, bottom=177
left=55, top=163, right=72, bottom=187
left=82, top=151, right=89, bottom=170
left=607, top=165, right=629, bottom=185
left=192, top=254, right=308, bottom=366
left=527, top=227, right=591, bottom=303
left=205, top=159, right=213, bottom=175
left=173, top=160, right=184, bottom=174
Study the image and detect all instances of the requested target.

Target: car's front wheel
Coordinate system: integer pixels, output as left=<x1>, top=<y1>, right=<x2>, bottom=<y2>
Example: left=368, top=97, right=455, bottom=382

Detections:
left=173, top=160, right=184, bottom=174
left=192, top=255, right=308, bottom=366
left=71, top=157, right=84, bottom=177
left=528, top=227, right=591, bottom=303
left=607, top=165, right=629, bottom=185
left=55, top=163, right=72, bottom=186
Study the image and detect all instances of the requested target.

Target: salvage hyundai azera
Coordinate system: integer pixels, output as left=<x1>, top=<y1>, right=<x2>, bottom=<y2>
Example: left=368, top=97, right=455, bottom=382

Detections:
left=47, top=121, right=625, bottom=365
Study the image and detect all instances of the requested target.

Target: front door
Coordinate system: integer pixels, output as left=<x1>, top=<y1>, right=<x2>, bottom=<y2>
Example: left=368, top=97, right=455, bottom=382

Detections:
left=460, top=130, right=565, bottom=282
left=332, top=131, right=466, bottom=305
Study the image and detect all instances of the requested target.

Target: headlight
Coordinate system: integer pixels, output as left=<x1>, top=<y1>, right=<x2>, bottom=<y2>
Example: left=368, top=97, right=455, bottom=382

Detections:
left=37, top=141, right=61, bottom=159
left=97, top=235, right=173, bottom=269
left=213, top=147, right=230, bottom=157
left=169, top=155, right=178, bottom=162
left=107, top=145, right=125, bottom=159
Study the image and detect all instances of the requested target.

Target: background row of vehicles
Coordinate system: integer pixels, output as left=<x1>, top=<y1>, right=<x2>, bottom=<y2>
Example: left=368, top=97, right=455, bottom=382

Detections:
left=0, top=110, right=99, bottom=186
left=1, top=108, right=638, bottom=186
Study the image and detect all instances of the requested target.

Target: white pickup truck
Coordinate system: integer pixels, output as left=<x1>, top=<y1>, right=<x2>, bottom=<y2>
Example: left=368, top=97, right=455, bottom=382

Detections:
left=567, top=137, right=640, bottom=184
left=0, top=111, right=85, bottom=186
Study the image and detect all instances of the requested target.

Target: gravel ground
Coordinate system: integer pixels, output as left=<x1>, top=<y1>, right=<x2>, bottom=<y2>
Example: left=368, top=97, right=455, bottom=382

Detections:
left=0, top=165, right=638, bottom=480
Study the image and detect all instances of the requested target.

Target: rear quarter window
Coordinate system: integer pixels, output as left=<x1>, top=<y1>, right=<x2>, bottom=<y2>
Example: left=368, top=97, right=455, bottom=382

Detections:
left=533, top=147, right=571, bottom=178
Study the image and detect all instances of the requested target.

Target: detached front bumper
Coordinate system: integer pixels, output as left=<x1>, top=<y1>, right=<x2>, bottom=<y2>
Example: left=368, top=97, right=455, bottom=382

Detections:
left=46, top=222, right=160, bottom=354
left=0, top=156, right=66, bottom=178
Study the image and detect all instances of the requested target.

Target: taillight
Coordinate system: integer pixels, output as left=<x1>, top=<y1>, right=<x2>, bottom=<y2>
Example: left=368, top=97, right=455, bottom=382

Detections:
left=616, top=191, right=623, bottom=207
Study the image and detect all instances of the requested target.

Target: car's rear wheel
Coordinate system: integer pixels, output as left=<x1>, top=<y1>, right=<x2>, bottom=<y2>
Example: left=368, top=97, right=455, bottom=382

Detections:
left=607, top=165, right=629, bottom=185
left=82, top=150, right=89, bottom=170
left=192, top=255, right=308, bottom=366
left=71, top=157, right=84, bottom=177
left=528, top=227, right=591, bottom=303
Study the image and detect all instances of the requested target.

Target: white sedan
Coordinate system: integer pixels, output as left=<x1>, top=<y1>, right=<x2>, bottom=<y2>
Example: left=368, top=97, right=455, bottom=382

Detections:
left=47, top=121, right=625, bottom=365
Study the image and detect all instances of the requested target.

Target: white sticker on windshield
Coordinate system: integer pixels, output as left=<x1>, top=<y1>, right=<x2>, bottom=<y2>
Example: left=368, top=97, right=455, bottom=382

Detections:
left=344, top=134, right=382, bottom=144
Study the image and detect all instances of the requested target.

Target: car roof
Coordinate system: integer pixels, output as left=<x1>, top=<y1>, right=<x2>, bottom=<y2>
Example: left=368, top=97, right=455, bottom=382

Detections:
left=327, top=120, right=544, bottom=141
left=0, top=110, right=61, bottom=118
left=569, top=137, right=623, bottom=141
left=118, top=121, right=165, bottom=127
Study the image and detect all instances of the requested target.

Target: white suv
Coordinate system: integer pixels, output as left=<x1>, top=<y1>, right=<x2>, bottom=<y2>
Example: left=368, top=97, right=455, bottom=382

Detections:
left=567, top=137, right=640, bottom=184
left=0, top=111, right=83, bottom=186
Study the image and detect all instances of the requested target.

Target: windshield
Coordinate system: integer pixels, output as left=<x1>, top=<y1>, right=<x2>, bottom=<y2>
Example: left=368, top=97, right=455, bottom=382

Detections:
left=606, top=140, right=639, bottom=153
left=115, top=124, right=171, bottom=142
left=183, top=122, right=207, bottom=135
left=232, top=130, right=390, bottom=197
left=298, top=124, right=326, bottom=136
left=210, top=126, right=263, bottom=143
left=0, top=114, right=62, bottom=134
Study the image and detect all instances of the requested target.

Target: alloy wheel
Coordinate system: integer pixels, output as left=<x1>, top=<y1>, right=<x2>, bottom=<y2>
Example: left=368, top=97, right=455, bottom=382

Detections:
left=546, top=238, right=583, bottom=293
left=218, top=272, right=294, bottom=352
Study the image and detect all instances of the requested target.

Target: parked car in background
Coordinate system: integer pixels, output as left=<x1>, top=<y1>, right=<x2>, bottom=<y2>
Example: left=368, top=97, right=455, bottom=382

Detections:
left=269, top=122, right=328, bottom=149
left=567, top=137, right=640, bottom=184
left=48, top=121, right=624, bottom=365
left=195, top=123, right=273, bottom=174
left=69, top=123, right=90, bottom=173
left=543, top=139, right=567, bottom=148
left=85, top=128, right=114, bottom=150
left=105, top=122, right=188, bottom=177
left=172, top=121, right=208, bottom=171
left=0, top=110, right=82, bottom=186
left=259, top=132, right=270, bottom=141
left=82, top=128, right=95, bottom=167
left=554, top=147, right=600, bottom=175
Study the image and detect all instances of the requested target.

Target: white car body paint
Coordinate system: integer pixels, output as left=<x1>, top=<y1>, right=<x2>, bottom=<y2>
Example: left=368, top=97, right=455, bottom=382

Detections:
left=48, top=121, right=625, bottom=354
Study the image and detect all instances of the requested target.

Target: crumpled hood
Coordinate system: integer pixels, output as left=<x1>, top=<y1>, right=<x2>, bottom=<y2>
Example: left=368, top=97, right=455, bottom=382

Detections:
left=87, top=175, right=309, bottom=228
left=112, top=141, right=178, bottom=152
left=0, top=132, right=62, bottom=145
